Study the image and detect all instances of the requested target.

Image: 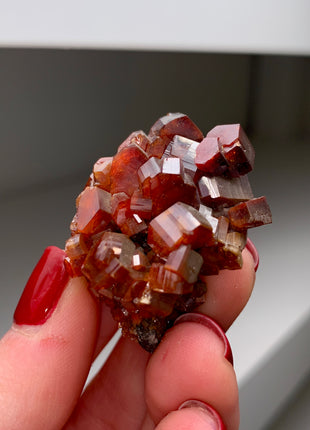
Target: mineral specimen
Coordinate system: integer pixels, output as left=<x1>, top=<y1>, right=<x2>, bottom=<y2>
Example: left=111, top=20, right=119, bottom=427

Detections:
left=65, top=113, right=272, bottom=352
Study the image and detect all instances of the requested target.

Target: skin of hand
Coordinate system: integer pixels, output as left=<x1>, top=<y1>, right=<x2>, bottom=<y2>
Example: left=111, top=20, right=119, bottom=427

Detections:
left=0, top=243, right=257, bottom=430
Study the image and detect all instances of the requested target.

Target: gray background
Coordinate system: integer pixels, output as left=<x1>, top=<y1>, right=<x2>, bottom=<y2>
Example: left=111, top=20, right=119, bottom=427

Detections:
left=0, top=49, right=309, bottom=429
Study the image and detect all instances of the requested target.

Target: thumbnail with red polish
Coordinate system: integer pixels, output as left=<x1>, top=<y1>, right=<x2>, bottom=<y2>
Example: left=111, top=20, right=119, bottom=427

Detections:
left=174, top=313, right=233, bottom=366
left=13, top=246, right=69, bottom=326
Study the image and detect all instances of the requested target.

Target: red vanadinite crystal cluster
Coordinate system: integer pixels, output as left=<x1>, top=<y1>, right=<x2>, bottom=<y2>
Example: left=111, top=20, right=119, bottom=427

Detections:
left=65, top=113, right=272, bottom=352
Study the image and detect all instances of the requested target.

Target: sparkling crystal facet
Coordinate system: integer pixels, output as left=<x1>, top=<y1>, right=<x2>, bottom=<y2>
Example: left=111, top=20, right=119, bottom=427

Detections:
left=198, top=175, right=253, bottom=208
left=228, top=196, right=272, bottom=230
left=207, top=124, right=255, bottom=176
left=93, top=157, right=113, bottom=191
left=149, top=113, right=204, bottom=143
left=118, top=130, right=150, bottom=153
left=170, top=135, right=200, bottom=178
left=76, top=186, right=112, bottom=235
left=165, top=245, right=203, bottom=284
left=148, top=202, right=215, bottom=256
left=110, top=144, right=149, bottom=195
left=195, top=136, right=228, bottom=176
left=65, top=113, right=272, bottom=352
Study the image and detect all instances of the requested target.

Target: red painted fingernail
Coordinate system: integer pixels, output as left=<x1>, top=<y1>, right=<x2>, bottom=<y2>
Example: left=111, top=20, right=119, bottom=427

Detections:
left=245, top=238, right=259, bottom=272
left=179, top=400, right=226, bottom=429
left=174, top=313, right=233, bottom=365
left=13, top=246, right=69, bottom=325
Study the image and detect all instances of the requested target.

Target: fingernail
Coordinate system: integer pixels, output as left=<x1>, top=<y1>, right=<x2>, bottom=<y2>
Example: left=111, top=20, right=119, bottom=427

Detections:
left=245, top=238, right=259, bottom=272
left=174, top=313, right=233, bottom=365
left=13, top=246, right=69, bottom=325
left=179, top=400, right=226, bottom=429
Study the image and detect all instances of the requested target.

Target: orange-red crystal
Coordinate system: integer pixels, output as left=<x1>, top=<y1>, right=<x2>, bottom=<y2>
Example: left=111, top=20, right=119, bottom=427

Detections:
left=65, top=113, right=272, bottom=352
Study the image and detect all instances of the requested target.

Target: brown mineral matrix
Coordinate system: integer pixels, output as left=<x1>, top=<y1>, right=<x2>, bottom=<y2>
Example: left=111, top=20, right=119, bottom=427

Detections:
left=65, top=113, right=272, bottom=352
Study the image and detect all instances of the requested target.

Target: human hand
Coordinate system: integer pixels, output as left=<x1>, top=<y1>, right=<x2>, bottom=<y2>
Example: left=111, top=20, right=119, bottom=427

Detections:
left=0, top=241, right=258, bottom=430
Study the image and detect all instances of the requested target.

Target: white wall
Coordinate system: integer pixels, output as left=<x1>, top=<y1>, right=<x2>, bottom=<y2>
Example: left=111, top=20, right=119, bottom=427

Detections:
left=0, top=0, right=309, bottom=55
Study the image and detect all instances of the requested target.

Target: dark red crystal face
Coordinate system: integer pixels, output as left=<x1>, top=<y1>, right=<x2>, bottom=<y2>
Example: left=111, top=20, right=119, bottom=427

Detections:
left=197, top=175, right=253, bottom=208
left=110, top=143, right=148, bottom=195
left=228, top=196, right=272, bottom=230
left=207, top=124, right=255, bottom=176
left=148, top=113, right=204, bottom=143
left=66, top=113, right=272, bottom=352
left=92, top=157, right=113, bottom=191
left=195, top=136, right=228, bottom=176
left=118, top=130, right=150, bottom=153
left=75, top=186, right=112, bottom=235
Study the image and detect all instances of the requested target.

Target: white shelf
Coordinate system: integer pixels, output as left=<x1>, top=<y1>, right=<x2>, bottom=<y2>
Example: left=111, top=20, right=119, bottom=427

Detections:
left=1, top=0, right=310, bottom=55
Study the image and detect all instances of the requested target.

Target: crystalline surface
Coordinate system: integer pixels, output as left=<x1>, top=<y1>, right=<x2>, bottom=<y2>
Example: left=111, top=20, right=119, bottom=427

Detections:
left=207, top=124, right=255, bottom=176
left=198, top=175, right=253, bottom=208
left=92, top=157, right=113, bottom=191
left=75, top=186, right=112, bottom=235
left=228, top=196, right=272, bottom=230
left=195, top=136, right=228, bottom=176
left=65, top=113, right=272, bottom=352
left=169, top=135, right=200, bottom=178
left=148, top=113, right=204, bottom=143
left=165, top=245, right=203, bottom=284
left=110, top=143, right=149, bottom=195
left=118, top=130, right=150, bottom=153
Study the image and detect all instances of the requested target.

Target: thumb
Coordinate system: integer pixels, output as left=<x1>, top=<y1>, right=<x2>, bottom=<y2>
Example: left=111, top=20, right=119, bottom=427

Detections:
left=0, top=246, right=99, bottom=430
